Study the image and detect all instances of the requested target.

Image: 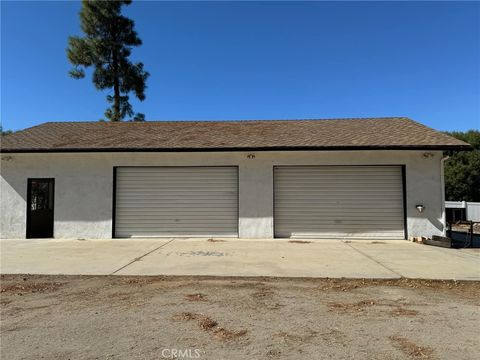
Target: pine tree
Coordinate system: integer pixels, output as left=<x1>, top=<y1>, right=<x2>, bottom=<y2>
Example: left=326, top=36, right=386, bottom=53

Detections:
left=67, top=0, right=149, bottom=121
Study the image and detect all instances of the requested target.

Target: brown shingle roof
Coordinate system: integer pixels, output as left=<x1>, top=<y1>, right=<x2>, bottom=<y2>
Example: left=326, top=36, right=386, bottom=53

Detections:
left=0, top=117, right=470, bottom=153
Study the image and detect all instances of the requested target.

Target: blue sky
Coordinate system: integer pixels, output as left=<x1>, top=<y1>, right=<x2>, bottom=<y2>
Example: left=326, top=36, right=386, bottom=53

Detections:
left=1, top=1, right=479, bottom=131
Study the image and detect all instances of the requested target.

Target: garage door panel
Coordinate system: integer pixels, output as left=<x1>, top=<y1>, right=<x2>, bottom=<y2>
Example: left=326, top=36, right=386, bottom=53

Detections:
left=116, top=212, right=237, bottom=217
left=115, top=217, right=239, bottom=223
left=116, top=197, right=237, bottom=201
left=115, top=167, right=238, bottom=238
left=281, top=232, right=402, bottom=240
left=275, top=195, right=403, bottom=200
left=274, top=166, right=405, bottom=239
left=274, top=215, right=403, bottom=221
left=116, top=208, right=236, bottom=213
left=115, top=232, right=238, bottom=238
left=116, top=204, right=235, bottom=209
left=117, top=196, right=236, bottom=201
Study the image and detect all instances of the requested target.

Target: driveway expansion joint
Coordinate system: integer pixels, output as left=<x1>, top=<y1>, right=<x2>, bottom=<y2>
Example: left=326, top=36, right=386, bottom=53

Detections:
left=110, top=239, right=175, bottom=275
left=343, top=241, right=403, bottom=278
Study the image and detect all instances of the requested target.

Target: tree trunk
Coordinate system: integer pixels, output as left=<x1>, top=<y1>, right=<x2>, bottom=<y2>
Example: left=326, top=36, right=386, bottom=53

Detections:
left=113, top=52, right=120, bottom=121
left=113, top=75, right=120, bottom=121
left=112, top=17, right=120, bottom=122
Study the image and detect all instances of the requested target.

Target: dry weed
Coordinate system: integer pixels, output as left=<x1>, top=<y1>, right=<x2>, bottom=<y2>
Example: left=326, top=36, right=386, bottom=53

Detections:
left=389, top=336, right=434, bottom=359
left=328, top=299, right=377, bottom=312
left=390, top=307, right=419, bottom=317
left=173, top=312, right=247, bottom=341
left=185, top=293, right=207, bottom=302
left=213, top=328, right=248, bottom=341
left=198, top=316, right=218, bottom=330
left=273, top=330, right=318, bottom=343
left=0, top=281, right=63, bottom=294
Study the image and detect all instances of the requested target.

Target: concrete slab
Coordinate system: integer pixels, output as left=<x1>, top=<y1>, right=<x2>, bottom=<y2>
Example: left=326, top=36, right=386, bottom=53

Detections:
left=115, top=239, right=399, bottom=278
left=458, top=248, right=480, bottom=259
left=0, top=239, right=170, bottom=275
left=1, top=238, right=478, bottom=280
left=346, top=240, right=480, bottom=281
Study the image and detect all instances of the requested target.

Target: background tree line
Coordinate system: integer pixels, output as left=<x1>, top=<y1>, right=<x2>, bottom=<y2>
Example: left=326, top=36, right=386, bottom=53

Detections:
left=444, top=130, right=480, bottom=202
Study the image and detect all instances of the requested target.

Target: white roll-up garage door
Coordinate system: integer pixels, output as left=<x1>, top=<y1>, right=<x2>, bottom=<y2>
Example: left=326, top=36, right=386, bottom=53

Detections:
left=274, top=166, right=405, bottom=239
left=115, top=167, right=238, bottom=238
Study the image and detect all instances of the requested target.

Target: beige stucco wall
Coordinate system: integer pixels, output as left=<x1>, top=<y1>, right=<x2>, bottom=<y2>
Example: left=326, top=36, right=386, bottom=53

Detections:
left=0, top=150, right=445, bottom=239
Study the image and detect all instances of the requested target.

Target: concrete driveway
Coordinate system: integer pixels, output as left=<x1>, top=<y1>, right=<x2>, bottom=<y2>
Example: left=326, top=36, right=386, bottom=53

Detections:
left=1, top=239, right=479, bottom=280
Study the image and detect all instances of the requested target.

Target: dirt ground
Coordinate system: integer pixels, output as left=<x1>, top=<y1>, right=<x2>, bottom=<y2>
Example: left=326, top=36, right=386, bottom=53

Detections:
left=1, top=275, right=479, bottom=360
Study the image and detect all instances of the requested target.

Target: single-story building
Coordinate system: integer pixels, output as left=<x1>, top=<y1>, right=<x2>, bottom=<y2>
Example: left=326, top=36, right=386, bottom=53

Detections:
left=0, top=117, right=470, bottom=240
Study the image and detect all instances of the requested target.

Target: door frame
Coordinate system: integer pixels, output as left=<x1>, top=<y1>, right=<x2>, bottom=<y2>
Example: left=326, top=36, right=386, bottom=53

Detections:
left=272, top=165, right=407, bottom=239
left=26, top=178, right=55, bottom=239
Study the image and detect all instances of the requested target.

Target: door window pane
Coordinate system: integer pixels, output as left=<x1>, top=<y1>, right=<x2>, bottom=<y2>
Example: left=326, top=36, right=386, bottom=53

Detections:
left=30, top=181, right=53, bottom=210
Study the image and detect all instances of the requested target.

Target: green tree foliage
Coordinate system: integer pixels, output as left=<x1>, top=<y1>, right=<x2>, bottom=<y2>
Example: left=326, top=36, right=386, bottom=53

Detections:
left=67, top=0, right=149, bottom=121
left=0, top=125, right=13, bottom=136
left=444, top=130, right=480, bottom=201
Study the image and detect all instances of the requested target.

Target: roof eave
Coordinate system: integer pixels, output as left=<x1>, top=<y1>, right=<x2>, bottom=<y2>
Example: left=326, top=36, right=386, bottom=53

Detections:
left=0, top=144, right=472, bottom=154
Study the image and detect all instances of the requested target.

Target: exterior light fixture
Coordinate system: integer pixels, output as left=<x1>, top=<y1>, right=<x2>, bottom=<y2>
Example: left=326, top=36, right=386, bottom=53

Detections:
left=415, top=204, right=425, bottom=213
left=247, top=154, right=255, bottom=159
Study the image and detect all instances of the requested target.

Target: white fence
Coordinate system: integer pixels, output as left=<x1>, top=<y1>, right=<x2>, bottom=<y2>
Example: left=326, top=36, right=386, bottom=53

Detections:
left=445, top=201, right=480, bottom=221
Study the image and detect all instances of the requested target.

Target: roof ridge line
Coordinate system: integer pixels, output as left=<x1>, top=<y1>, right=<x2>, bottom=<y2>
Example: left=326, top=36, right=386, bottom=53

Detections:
left=42, top=117, right=411, bottom=124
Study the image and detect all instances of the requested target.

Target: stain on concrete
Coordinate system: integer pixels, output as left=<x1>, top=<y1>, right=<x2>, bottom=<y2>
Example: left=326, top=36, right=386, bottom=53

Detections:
left=175, top=251, right=227, bottom=257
